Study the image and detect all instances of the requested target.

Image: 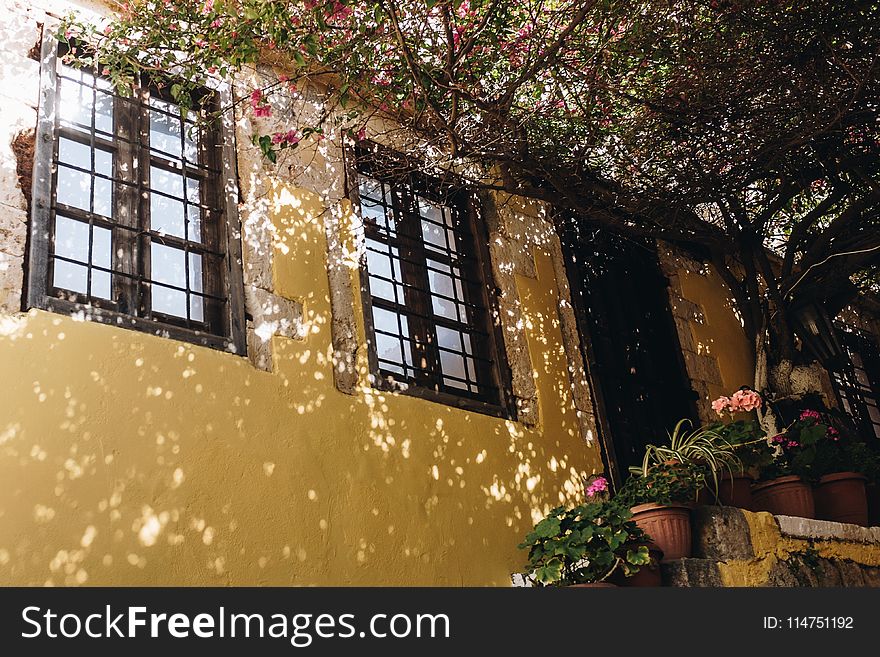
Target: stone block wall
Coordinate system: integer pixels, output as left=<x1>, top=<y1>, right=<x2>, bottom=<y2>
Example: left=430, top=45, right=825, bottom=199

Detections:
left=664, top=506, right=880, bottom=587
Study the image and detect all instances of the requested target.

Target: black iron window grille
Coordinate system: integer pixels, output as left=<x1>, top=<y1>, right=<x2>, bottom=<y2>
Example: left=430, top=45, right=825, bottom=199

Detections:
left=353, top=149, right=511, bottom=416
left=26, top=34, right=246, bottom=353
left=833, top=324, right=880, bottom=440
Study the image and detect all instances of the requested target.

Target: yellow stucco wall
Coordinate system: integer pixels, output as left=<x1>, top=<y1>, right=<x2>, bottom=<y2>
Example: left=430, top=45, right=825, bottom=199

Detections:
left=679, top=265, right=756, bottom=399
left=0, top=183, right=603, bottom=586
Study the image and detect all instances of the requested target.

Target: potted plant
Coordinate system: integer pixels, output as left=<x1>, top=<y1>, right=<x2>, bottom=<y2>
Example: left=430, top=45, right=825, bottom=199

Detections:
left=637, top=418, right=742, bottom=504
left=618, top=462, right=706, bottom=562
left=518, top=497, right=652, bottom=587
left=708, top=388, right=772, bottom=509
left=704, top=419, right=773, bottom=509
left=751, top=409, right=829, bottom=518
left=808, top=412, right=878, bottom=526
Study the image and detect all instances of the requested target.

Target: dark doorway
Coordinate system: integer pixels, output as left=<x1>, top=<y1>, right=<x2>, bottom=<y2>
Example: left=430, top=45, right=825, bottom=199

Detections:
left=559, top=220, right=698, bottom=485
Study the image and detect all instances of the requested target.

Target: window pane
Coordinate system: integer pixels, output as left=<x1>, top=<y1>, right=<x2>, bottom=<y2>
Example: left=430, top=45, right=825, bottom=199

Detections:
left=54, top=215, right=89, bottom=262
left=53, top=217, right=113, bottom=300
left=418, top=198, right=453, bottom=253
left=186, top=177, right=203, bottom=242
left=53, top=260, right=87, bottom=294
left=150, top=166, right=186, bottom=237
left=57, top=139, right=113, bottom=217
left=94, top=91, right=114, bottom=134
left=359, top=179, right=383, bottom=202
left=428, top=260, right=465, bottom=321
left=91, top=226, right=112, bottom=299
left=58, top=137, right=91, bottom=170
left=95, top=149, right=113, bottom=177
left=150, top=243, right=187, bottom=317
left=360, top=198, right=388, bottom=228
left=183, top=122, right=199, bottom=163
left=55, top=165, right=91, bottom=212
left=58, top=68, right=92, bottom=132
left=149, top=98, right=183, bottom=158
left=372, top=306, right=411, bottom=374
left=93, top=177, right=112, bottom=217
left=437, top=325, right=468, bottom=389
left=188, top=252, right=204, bottom=322
left=365, top=239, right=403, bottom=302
left=359, top=178, right=390, bottom=229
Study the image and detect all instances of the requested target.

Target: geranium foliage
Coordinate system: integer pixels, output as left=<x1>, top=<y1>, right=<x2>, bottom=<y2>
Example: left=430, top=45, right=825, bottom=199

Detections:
left=63, top=0, right=880, bottom=388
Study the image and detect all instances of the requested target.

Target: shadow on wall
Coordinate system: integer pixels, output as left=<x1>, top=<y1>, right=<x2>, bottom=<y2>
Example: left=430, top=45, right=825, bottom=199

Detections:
left=0, top=185, right=600, bottom=587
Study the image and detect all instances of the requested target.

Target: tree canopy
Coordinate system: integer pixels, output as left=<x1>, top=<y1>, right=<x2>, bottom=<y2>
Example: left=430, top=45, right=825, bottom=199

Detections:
left=66, top=0, right=880, bottom=391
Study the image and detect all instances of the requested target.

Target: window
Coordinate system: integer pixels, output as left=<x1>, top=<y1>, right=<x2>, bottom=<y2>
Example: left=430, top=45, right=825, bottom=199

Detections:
left=354, top=147, right=511, bottom=415
left=26, top=34, right=246, bottom=352
left=833, top=324, right=880, bottom=440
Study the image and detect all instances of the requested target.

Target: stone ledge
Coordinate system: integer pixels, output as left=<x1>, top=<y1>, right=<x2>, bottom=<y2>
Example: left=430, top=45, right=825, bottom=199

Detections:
left=774, top=515, right=880, bottom=545
left=661, top=558, right=723, bottom=587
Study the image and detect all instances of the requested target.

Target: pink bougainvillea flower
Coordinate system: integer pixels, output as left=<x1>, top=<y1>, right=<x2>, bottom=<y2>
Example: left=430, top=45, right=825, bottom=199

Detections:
left=250, top=89, right=272, bottom=117
left=272, top=130, right=299, bottom=145
left=586, top=476, right=608, bottom=497
left=730, top=389, right=762, bottom=412
left=799, top=409, right=821, bottom=421
left=711, top=396, right=731, bottom=416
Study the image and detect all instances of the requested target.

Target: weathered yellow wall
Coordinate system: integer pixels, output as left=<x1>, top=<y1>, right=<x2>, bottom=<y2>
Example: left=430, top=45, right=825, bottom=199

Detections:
left=0, top=183, right=603, bottom=585
left=678, top=265, right=755, bottom=400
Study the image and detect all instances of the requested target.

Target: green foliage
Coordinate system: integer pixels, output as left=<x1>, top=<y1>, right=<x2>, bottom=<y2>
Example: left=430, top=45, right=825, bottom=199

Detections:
left=707, top=420, right=774, bottom=474
left=60, top=0, right=880, bottom=376
left=518, top=498, right=651, bottom=586
left=632, top=419, right=742, bottom=498
left=758, top=409, right=880, bottom=483
left=617, top=462, right=706, bottom=508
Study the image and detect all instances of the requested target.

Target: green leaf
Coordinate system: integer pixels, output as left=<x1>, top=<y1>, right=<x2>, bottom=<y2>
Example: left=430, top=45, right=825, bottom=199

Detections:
left=535, top=559, right=563, bottom=584
left=535, top=517, right=561, bottom=539
left=626, top=546, right=651, bottom=566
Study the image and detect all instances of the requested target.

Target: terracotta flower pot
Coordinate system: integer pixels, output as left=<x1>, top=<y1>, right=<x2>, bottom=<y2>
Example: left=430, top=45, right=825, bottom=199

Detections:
left=697, top=473, right=754, bottom=510
left=616, top=548, right=664, bottom=587
left=718, top=473, right=754, bottom=510
left=630, top=503, right=692, bottom=561
left=752, top=475, right=815, bottom=518
left=814, top=472, right=869, bottom=526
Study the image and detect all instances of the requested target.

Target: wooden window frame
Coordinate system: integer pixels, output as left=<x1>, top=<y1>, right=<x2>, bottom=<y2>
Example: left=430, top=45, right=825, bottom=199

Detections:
left=350, top=145, right=515, bottom=419
left=26, top=31, right=246, bottom=354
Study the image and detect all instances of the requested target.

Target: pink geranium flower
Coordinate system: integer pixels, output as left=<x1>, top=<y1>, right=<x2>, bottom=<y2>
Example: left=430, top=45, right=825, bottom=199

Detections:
left=711, top=396, right=731, bottom=416
left=586, top=476, right=608, bottom=497
left=730, top=389, right=762, bottom=412
left=799, top=409, right=821, bottom=421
